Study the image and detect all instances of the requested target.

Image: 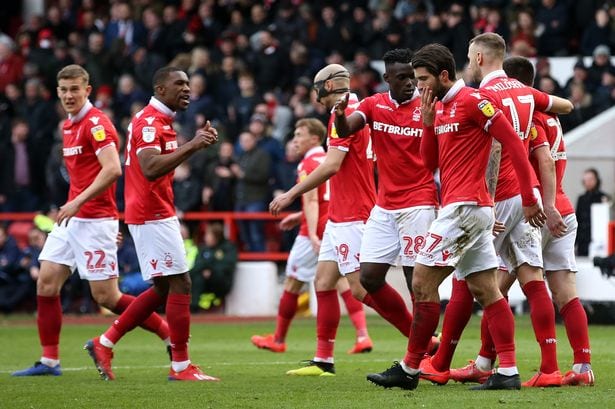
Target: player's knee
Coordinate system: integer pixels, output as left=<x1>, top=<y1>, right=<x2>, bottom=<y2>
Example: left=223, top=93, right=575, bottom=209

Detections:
left=411, top=276, right=437, bottom=302
left=36, top=274, right=62, bottom=297
left=91, top=289, right=120, bottom=309
left=359, top=272, right=384, bottom=293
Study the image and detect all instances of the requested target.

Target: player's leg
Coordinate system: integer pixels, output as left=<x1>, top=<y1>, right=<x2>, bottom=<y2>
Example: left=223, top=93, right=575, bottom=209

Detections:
left=338, top=274, right=372, bottom=354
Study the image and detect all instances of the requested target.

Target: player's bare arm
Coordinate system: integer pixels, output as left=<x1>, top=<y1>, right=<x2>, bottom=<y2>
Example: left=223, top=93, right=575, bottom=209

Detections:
left=139, top=121, right=217, bottom=180
left=279, top=211, right=302, bottom=230
left=270, top=148, right=346, bottom=215
left=333, top=93, right=364, bottom=138
left=485, top=139, right=502, bottom=199
left=302, top=187, right=322, bottom=254
left=532, top=145, right=567, bottom=237
left=57, top=146, right=121, bottom=226
left=548, top=95, right=574, bottom=114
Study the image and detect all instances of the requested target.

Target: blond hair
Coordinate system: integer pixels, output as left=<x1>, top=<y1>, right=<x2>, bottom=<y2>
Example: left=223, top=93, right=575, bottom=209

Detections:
left=57, top=64, right=89, bottom=85
left=295, top=118, right=327, bottom=144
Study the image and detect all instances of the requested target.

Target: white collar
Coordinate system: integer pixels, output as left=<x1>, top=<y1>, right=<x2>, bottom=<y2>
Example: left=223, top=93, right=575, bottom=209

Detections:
left=304, top=146, right=325, bottom=159
left=441, top=79, right=466, bottom=103
left=479, top=69, right=507, bottom=88
left=149, top=97, right=175, bottom=118
left=387, top=89, right=419, bottom=107
left=68, top=100, right=93, bottom=123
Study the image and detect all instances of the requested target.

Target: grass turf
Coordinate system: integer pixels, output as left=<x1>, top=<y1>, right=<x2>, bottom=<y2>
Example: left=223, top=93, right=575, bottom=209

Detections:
left=1, top=313, right=613, bottom=409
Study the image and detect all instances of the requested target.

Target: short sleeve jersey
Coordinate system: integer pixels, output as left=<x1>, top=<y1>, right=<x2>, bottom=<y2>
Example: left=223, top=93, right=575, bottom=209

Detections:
left=479, top=70, right=552, bottom=202
left=355, top=92, right=438, bottom=210
left=124, top=97, right=179, bottom=224
left=62, top=100, right=119, bottom=219
left=530, top=111, right=575, bottom=216
left=431, top=79, right=507, bottom=207
left=327, top=96, right=376, bottom=222
left=297, top=146, right=329, bottom=238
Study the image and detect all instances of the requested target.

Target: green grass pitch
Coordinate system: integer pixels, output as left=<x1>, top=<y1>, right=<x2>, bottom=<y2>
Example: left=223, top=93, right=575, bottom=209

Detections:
left=1, top=313, right=613, bottom=408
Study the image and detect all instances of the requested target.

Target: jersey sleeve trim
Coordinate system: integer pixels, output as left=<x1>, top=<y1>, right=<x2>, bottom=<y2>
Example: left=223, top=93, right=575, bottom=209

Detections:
left=136, top=146, right=162, bottom=154
left=95, top=142, right=116, bottom=156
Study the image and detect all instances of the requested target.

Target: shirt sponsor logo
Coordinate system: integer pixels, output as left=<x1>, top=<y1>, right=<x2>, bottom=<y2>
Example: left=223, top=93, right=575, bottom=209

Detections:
left=434, top=123, right=460, bottom=134
left=63, top=146, right=83, bottom=156
left=91, top=125, right=106, bottom=141
left=373, top=121, right=423, bottom=137
left=142, top=126, right=156, bottom=143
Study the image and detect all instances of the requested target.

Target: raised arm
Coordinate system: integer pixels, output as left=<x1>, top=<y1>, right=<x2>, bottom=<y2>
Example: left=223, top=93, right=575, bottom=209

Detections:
left=333, top=93, right=366, bottom=138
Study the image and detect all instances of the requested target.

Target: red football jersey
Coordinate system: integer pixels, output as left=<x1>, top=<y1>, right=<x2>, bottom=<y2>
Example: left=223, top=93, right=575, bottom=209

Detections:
left=479, top=70, right=552, bottom=201
left=327, top=95, right=376, bottom=223
left=355, top=91, right=438, bottom=210
left=428, top=80, right=503, bottom=207
left=297, top=146, right=329, bottom=238
left=62, top=100, right=119, bottom=219
left=530, top=111, right=575, bottom=216
left=124, top=98, right=179, bottom=224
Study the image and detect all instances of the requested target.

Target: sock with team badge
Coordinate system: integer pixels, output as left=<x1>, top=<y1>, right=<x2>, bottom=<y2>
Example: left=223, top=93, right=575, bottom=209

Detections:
left=111, top=293, right=170, bottom=342
left=522, top=280, right=559, bottom=374
left=363, top=283, right=412, bottom=337
left=37, top=295, right=62, bottom=366
left=274, top=290, right=299, bottom=343
left=431, top=278, right=474, bottom=371
left=315, top=290, right=340, bottom=362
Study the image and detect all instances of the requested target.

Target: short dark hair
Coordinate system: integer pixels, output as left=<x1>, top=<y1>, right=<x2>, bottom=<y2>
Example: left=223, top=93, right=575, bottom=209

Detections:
left=411, top=44, right=456, bottom=80
left=383, top=48, right=412, bottom=67
left=503, top=56, right=535, bottom=86
left=152, top=66, right=183, bottom=89
left=57, top=64, right=89, bottom=85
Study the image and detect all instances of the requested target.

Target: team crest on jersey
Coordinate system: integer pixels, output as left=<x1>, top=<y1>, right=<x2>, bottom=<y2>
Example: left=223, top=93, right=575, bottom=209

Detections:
left=412, top=106, right=421, bottom=121
left=449, top=102, right=457, bottom=118
left=91, top=125, right=106, bottom=141
left=142, top=126, right=156, bottom=143
left=478, top=100, right=495, bottom=117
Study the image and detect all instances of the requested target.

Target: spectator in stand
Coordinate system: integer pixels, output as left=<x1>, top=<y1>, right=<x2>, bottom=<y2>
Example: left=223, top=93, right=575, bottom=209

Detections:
left=565, top=60, right=594, bottom=95
left=233, top=131, right=271, bottom=252
left=83, top=32, right=114, bottom=92
left=176, top=73, right=217, bottom=137
left=251, top=29, right=287, bottom=93
left=113, top=74, right=148, bottom=123
left=274, top=139, right=301, bottom=252
left=587, top=44, right=614, bottom=90
left=581, top=8, right=612, bottom=57
left=289, top=77, right=316, bottom=120
left=4, top=119, right=39, bottom=211
left=576, top=168, right=610, bottom=256
left=560, top=82, right=595, bottom=130
left=0, top=34, right=24, bottom=93
left=535, top=0, right=570, bottom=56
left=173, top=161, right=203, bottom=217
left=159, top=4, right=190, bottom=60
left=190, top=222, right=237, bottom=311
left=228, top=72, right=262, bottom=140
left=594, top=66, right=615, bottom=112
left=203, top=141, right=237, bottom=212
left=510, top=8, right=537, bottom=57
left=444, top=3, right=474, bottom=70
left=103, top=1, right=146, bottom=55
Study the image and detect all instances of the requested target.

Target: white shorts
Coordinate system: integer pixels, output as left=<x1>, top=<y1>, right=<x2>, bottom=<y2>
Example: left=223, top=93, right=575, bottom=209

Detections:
left=542, top=213, right=578, bottom=272
left=318, top=220, right=364, bottom=276
left=128, top=217, right=188, bottom=281
left=286, top=235, right=318, bottom=282
left=360, top=205, right=437, bottom=267
left=39, top=218, right=119, bottom=281
left=416, top=204, right=498, bottom=279
left=494, top=189, right=543, bottom=272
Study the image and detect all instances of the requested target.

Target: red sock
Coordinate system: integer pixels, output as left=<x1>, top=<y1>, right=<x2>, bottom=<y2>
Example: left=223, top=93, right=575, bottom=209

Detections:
left=315, top=290, right=340, bottom=361
left=523, top=280, right=558, bottom=373
left=432, top=278, right=473, bottom=372
left=479, top=295, right=507, bottom=361
left=403, top=302, right=440, bottom=369
left=274, top=290, right=299, bottom=343
left=104, top=288, right=164, bottom=344
left=112, top=294, right=170, bottom=341
left=167, top=293, right=191, bottom=362
left=363, top=283, right=412, bottom=337
left=560, top=297, right=591, bottom=365
left=340, top=289, right=368, bottom=338
left=484, top=298, right=516, bottom=369
left=37, top=295, right=62, bottom=360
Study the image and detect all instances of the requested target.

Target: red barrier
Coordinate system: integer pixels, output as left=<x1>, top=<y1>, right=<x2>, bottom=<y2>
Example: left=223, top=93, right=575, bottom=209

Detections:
left=609, top=221, right=615, bottom=255
left=0, top=212, right=292, bottom=262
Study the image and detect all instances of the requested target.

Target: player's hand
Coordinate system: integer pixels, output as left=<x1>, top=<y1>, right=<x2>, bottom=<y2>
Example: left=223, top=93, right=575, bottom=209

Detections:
left=420, top=86, right=437, bottom=127
left=492, top=219, right=506, bottom=236
left=116, top=231, right=124, bottom=247
left=545, top=206, right=567, bottom=238
left=270, top=192, right=293, bottom=216
left=309, top=234, right=321, bottom=255
left=279, top=213, right=301, bottom=230
left=193, top=121, right=218, bottom=149
left=334, top=93, right=349, bottom=117
left=57, top=199, right=81, bottom=227
left=523, top=203, right=547, bottom=228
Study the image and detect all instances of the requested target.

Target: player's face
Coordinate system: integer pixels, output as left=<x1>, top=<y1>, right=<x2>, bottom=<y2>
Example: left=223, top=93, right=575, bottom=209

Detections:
left=57, top=78, right=91, bottom=116
left=384, top=62, right=416, bottom=102
left=467, top=43, right=483, bottom=83
left=414, top=67, right=446, bottom=100
left=291, top=126, right=314, bottom=157
left=161, top=71, right=191, bottom=111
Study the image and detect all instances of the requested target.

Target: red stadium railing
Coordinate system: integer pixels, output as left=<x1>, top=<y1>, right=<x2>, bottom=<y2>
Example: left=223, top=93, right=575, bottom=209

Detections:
left=0, top=211, right=292, bottom=262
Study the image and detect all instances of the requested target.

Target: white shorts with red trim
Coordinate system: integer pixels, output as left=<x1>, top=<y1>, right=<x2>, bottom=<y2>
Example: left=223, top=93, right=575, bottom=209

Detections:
left=360, top=205, right=437, bottom=267
left=318, top=220, right=364, bottom=276
left=285, top=235, right=318, bottom=282
left=128, top=217, right=188, bottom=281
left=39, top=218, right=119, bottom=281
left=415, top=204, right=498, bottom=279
left=542, top=213, right=578, bottom=272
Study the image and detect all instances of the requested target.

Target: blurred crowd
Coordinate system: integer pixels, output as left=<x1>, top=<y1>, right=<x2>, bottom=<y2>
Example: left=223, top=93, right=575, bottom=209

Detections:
left=1, top=0, right=615, bottom=300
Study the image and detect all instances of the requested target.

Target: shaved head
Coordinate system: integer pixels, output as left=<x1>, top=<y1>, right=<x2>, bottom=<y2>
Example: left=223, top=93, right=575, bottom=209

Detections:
left=312, top=63, right=350, bottom=105
left=314, top=63, right=349, bottom=84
